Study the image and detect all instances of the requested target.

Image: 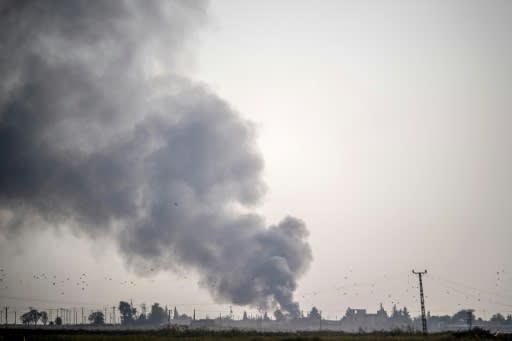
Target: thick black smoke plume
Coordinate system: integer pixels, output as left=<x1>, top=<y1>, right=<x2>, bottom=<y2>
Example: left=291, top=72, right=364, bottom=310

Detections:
left=0, top=0, right=311, bottom=315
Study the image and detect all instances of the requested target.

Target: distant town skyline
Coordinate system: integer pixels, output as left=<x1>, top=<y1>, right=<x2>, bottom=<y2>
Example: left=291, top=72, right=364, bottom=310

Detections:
left=3, top=296, right=512, bottom=334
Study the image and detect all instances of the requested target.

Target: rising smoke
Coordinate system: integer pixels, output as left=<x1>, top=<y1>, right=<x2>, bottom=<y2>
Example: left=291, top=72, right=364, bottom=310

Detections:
left=0, top=0, right=312, bottom=315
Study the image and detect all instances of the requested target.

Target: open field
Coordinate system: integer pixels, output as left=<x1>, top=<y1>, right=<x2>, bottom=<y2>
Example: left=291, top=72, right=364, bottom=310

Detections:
left=1, top=329, right=512, bottom=341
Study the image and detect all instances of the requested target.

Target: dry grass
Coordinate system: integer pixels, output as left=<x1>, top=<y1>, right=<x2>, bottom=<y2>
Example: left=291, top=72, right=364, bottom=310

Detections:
left=1, top=328, right=509, bottom=341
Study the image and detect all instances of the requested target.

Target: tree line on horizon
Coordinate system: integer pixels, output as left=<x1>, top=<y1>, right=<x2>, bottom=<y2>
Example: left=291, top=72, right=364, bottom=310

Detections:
left=16, top=302, right=512, bottom=327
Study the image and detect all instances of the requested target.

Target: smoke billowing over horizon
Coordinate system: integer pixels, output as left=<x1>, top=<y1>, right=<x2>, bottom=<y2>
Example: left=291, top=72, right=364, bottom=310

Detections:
left=0, top=0, right=312, bottom=316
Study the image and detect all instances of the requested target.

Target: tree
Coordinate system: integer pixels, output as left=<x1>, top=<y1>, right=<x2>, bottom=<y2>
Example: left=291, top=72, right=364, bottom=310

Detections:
left=40, top=311, right=48, bottom=325
left=376, top=303, right=388, bottom=318
left=452, top=310, right=474, bottom=323
left=119, top=301, right=136, bottom=324
left=88, top=311, right=105, bottom=325
left=391, top=305, right=399, bottom=319
left=55, top=316, right=62, bottom=326
left=403, top=307, right=410, bottom=319
left=243, top=311, right=248, bottom=321
left=140, top=303, right=147, bottom=319
left=308, top=307, right=321, bottom=320
left=263, top=312, right=270, bottom=321
left=148, top=303, right=166, bottom=324
left=490, top=313, right=505, bottom=324
left=21, top=309, right=41, bottom=325
left=274, top=309, right=285, bottom=321
left=173, top=307, right=179, bottom=320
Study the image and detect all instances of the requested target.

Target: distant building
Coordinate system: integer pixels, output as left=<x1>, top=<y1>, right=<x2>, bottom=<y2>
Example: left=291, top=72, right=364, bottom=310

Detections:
left=341, top=304, right=389, bottom=332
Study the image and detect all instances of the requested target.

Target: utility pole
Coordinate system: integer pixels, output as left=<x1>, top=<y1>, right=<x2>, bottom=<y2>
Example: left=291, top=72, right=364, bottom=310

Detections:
left=412, top=270, right=428, bottom=334
left=112, top=306, right=116, bottom=325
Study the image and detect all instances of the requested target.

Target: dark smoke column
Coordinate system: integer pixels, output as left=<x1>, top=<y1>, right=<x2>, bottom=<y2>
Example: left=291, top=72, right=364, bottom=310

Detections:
left=0, top=0, right=312, bottom=314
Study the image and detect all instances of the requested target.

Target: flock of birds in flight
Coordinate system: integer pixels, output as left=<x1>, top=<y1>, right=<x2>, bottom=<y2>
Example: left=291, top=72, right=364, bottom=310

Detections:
left=2, top=201, right=507, bottom=314
left=0, top=266, right=510, bottom=315
left=0, top=266, right=190, bottom=297
left=295, top=269, right=510, bottom=314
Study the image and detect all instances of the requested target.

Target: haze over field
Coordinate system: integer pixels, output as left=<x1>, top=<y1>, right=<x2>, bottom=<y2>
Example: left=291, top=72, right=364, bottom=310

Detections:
left=1, top=0, right=511, bottom=321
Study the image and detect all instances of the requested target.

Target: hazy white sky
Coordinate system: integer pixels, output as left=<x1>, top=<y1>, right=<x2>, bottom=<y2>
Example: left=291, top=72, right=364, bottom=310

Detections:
left=190, top=0, right=512, bottom=317
left=1, top=0, right=512, bottom=320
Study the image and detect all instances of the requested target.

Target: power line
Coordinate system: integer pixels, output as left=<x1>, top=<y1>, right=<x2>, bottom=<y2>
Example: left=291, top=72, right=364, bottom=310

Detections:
left=432, top=275, right=512, bottom=299
left=430, top=278, right=512, bottom=309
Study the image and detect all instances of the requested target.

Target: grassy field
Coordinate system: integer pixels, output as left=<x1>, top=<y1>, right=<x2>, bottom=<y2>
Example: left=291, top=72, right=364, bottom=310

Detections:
left=1, top=328, right=511, bottom=341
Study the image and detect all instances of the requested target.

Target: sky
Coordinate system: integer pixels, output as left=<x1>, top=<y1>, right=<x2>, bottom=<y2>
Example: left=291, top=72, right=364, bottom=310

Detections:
left=1, top=0, right=512, bottom=321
